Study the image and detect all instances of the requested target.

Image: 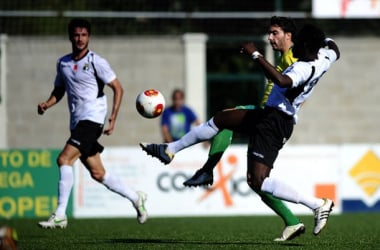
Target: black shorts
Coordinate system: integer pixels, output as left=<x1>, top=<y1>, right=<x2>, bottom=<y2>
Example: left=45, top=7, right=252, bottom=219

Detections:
left=247, top=107, right=294, bottom=168
left=67, top=120, right=104, bottom=158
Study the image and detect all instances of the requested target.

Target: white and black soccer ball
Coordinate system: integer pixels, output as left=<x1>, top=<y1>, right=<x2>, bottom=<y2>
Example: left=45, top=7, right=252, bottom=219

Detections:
left=136, top=89, right=165, bottom=118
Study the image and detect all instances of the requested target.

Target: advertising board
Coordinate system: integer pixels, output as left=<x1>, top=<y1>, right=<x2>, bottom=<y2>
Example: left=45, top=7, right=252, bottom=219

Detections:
left=0, top=149, right=72, bottom=218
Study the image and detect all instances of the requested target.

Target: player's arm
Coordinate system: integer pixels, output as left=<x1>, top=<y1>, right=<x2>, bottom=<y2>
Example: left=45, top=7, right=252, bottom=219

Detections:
left=241, top=42, right=292, bottom=88
left=37, top=86, right=65, bottom=115
left=161, top=124, right=173, bottom=143
left=160, top=110, right=173, bottom=142
left=104, top=78, right=124, bottom=135
left=325, top=38, right=340, bottom=60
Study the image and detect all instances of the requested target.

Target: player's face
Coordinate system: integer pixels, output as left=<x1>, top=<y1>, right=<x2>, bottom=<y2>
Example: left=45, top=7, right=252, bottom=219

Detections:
left=267, top=25, right=292, bottom=53
left=172, top=92, right=184, bottom=109
left=70, top=27, right=90, bottom=53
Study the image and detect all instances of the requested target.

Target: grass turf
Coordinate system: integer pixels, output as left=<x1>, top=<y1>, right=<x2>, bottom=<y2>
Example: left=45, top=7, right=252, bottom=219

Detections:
left=4, top=213, right=380, bottom=249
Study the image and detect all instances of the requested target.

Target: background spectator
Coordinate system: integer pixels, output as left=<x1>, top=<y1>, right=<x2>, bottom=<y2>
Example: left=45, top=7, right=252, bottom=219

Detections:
left=161, top=89, right=201, bottom=142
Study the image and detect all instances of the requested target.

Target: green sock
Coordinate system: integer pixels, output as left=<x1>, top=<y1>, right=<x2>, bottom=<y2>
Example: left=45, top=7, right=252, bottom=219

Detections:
left=201, top=129, right=233, bottom=173
left=259, top=192, right=300, bottom=226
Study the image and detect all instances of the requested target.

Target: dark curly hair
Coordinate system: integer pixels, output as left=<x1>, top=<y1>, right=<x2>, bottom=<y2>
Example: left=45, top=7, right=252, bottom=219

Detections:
left=270, top=16, right=297, bottom=38
left=68, top=18, right=91, bottom=39
left=296, top=24, right=326, bottom=53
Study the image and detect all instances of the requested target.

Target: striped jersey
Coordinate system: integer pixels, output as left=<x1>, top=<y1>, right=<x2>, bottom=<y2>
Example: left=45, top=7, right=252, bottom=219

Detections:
left=265, top=48, right=338, bottom=122
left=54, top=50, right=116, bottom=129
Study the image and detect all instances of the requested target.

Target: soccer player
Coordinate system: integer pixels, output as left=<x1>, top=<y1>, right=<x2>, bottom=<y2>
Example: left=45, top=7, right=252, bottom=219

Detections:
left=183, top=16, right=305, bottom=242
left=141, top=24, right=340, bottom=236
left=37, top=18, right=147, bottom=228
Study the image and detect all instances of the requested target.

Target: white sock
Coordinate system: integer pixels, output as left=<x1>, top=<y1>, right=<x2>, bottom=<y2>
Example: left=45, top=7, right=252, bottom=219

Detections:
left=168, top=118, right=219, bottom=154
left=102, top=171, right=139, bottom=203
left=261, top=177, right=324, bottom=210
left=55, top=165, right=74, bottom=216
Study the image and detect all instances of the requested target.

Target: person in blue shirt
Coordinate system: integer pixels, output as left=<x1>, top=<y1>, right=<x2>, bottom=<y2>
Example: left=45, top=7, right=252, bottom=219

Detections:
left=161, top=89, right=201, bottom=142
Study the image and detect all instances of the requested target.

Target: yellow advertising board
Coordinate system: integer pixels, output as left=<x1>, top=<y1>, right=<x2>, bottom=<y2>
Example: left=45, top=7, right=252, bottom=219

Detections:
left=0, top=149, right=72, bottom=218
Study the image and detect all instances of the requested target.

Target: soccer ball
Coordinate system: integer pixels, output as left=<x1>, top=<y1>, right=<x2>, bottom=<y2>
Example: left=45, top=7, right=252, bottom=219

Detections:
left=136, top=89, right=165, bottom=118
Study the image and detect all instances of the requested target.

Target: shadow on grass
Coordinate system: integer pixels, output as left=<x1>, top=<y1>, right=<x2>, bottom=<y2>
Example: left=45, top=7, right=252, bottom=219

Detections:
left=98, top=238, right=304, bottom=247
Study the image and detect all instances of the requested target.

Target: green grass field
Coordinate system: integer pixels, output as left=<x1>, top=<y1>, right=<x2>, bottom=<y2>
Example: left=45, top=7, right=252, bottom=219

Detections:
left=5, top=213, right=380, bottom=250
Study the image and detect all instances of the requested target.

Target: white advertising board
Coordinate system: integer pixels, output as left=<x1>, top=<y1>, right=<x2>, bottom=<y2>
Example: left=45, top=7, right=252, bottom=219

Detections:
left=313, top=0, right=380, bottom=18
left=339, top=145, right=380, bottom=211
left=73, top=145, right=341, bottom=218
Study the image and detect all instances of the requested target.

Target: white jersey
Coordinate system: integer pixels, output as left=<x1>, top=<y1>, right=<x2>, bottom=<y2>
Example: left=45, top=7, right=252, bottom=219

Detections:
left=265, top=48, right=337, bottom=122
left=54, top=50, right=116, bottom=129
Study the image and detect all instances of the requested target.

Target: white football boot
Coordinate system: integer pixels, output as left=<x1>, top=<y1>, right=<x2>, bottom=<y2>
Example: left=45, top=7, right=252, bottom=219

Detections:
left=134, top=191, right=148, bottom=224
left=274, top=223, right=305, bottom=241
left=38, top=214, right=67, bottom=229
left=313, top=198, right=334, bottom=235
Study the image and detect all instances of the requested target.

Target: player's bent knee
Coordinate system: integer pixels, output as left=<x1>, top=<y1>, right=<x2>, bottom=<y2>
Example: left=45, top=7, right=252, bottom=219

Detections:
left=247, top=180, right=262, bottom=192
left=247, top=170, right=269, bottom=192
left=91, top=173, right=103, bottom=182
left=246, top=173, right=262, bottom=192
left=90, top=169, right=105, bottom=182
left=57, top=156, right=69, bottom=167
left=247, top=181, right=261, bottom=192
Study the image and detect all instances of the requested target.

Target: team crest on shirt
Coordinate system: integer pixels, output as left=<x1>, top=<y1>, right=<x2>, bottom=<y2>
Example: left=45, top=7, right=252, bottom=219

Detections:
left=83, top=63, right=90, bottom=71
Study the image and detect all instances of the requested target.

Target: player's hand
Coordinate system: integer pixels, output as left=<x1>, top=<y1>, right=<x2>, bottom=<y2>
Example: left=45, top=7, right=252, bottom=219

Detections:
left=103, top=118, right=115, bottom=135
left=37, top=102, right=48, bottom=115
left=240, top=42, right=258, bottom=55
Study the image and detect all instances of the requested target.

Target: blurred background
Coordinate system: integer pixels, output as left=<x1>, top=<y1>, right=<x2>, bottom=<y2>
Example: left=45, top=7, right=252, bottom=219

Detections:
left=1, top=0, right=380, bottom=147
left=1, top=0, right=380, bottom=220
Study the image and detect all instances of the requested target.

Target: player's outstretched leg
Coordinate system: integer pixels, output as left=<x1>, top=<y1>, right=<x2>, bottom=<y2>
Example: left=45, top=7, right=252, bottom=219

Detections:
left=259, top=192, right=305, bottom=241
left=140, top=143, right=174, bottom=164
left=183, top=129, right=233, bottom=187
left=140, top=119, right=220, bottom=164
